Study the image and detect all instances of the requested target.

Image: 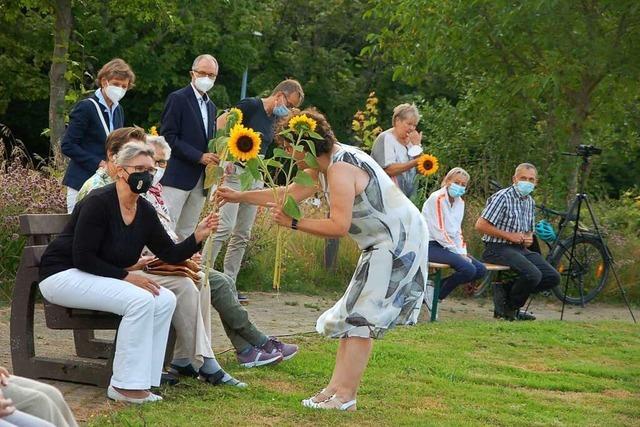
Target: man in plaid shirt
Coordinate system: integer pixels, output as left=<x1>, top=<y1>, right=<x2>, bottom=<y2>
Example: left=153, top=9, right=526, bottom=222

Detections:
left=475, top=163, right=560, bottom=320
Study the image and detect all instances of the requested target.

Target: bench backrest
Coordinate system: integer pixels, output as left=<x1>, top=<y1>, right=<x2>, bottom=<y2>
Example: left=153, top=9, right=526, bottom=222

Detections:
left=19, top=214, right=70, bottom=246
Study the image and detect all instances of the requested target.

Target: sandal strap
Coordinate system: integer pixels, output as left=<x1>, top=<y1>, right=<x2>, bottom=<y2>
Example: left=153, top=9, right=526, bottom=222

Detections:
left=199, top=369, right=226, bottom=385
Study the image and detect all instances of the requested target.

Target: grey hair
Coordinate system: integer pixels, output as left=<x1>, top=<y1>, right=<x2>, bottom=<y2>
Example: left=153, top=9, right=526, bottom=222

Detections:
left=192, top=54, right=218, bottom=70
left=515, top=163, right=537, bottom=176
left=114, top=141, right=155, bottom=166
left=146, top=135, right=172, bottom=160
left=270, top=79, right=305, bottom=105
left=441, top=167, right=471, bottom=187
left=392, top=103, right=421, bottom=125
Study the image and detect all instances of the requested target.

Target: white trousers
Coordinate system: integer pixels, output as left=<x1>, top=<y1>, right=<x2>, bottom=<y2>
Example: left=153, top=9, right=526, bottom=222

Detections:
left=65, top=187, right=78, bottom=214
left=163, top=174, right=206, bottom=241
left=208, top=169, right=264, bottom=284
left=39, top=269, right=176, bottom=390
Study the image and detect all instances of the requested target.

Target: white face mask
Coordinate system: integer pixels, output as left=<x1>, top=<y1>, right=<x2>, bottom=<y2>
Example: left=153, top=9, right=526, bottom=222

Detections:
left=104, top=84, right=126, bottom=103
left=194, top=76, right=215, bottom=93
left=152, top=167, right=165, bottom=186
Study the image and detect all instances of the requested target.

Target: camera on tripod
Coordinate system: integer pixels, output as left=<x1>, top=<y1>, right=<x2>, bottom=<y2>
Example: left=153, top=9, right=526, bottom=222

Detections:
left=576, top=145, right=602, bottom=157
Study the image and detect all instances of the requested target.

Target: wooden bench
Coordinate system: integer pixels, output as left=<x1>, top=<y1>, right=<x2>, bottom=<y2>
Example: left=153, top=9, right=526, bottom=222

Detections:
left=10, top=213, right=175, bottom=387
left=428, top=261, right=510, bottom=321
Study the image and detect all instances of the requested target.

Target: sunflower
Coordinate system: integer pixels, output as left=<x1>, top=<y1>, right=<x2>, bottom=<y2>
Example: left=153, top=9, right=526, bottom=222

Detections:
left=228, top=124, right=261, bottom=161
left=288, top=114, right=317, bottom=133
left=149, top=126, right=158, bottom=136
left=228, top=107, right=243, bottom=126
left=416, top=154, right=439, bottom=176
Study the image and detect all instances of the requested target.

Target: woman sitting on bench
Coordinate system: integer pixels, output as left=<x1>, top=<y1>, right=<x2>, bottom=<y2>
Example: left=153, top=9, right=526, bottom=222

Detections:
left=422, top=167, right=487, bottom=308
left=38, top=142, right=218, bottom=404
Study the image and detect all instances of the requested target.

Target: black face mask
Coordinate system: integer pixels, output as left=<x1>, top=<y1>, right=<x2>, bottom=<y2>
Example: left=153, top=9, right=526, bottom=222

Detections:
left=126, top=171, right=153, bottom=194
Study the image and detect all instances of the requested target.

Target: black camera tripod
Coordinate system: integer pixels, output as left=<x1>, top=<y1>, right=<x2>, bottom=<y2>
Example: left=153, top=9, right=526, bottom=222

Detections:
left=557, top=146, right=636, bottom=322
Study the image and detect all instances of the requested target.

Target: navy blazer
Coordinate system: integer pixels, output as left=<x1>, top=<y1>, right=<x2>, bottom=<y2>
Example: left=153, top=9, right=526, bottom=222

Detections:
left=160, top=85, right=216, bottom=191
left=61, top=94, right=124, bottom=190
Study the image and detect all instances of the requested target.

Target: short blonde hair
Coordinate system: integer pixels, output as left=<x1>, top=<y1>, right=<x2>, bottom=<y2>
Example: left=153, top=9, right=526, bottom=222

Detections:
left=441, top=167, right=470, bottom=187
left=392, top=103, right=420, bottom=126
left=96, top=58, right=136, bottom=88
left=114, top=141, right=154, bottom=166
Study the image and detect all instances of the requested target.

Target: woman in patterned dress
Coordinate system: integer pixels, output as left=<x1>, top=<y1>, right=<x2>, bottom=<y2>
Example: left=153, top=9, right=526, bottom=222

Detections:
left=216, top=109, right=428, bottom=411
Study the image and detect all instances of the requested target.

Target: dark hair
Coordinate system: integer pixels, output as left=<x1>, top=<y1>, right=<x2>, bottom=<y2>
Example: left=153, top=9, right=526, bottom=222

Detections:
left=275, top=108, right=336, bottom=155
left=105, top=126, right=147, bottom=157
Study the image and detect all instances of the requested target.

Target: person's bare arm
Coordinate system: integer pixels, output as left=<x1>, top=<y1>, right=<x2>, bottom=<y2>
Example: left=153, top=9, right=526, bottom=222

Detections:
left=475, top=217, right=524, bottom=245
left=270, top=163, right=356, bottom=238
left=383, top=159, right=418, bottom=177
left=216, top=111, right=229, bottom=130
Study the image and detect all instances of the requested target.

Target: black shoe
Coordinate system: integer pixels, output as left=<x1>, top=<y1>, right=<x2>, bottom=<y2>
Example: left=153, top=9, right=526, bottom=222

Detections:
left=199, top=369, right=247, bottom=388
left=502, top=305, right=518, bottom=321
left=168, top=363, right=199, bottom=378
left=160, top=371, right=180, bottom=386
left=516, top=309, right=536, bottom=321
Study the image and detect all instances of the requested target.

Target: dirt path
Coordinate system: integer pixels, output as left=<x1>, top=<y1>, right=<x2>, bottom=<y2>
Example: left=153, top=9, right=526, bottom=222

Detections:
left=0, top=292, right=636, bottom=424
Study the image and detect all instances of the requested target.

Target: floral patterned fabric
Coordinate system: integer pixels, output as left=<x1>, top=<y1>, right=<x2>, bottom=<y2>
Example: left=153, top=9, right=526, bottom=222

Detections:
left=316, top=144, right=429, bottom=339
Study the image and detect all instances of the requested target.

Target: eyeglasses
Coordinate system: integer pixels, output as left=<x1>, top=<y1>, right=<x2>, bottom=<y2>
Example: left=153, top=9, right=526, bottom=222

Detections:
left=281, top=92, right=297, bottom=109
left=192, top=69, right=217, bottom=79
left=122, top=165, right=158, bottom=175
left=155, top=159, right=168, bottom=168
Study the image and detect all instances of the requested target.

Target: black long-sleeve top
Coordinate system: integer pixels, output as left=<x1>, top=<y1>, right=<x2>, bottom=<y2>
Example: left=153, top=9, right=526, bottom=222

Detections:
left=39, top=184, right=200, bottom=281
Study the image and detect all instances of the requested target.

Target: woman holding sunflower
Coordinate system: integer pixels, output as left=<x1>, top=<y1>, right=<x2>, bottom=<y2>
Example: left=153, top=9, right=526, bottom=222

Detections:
left=217, top=109, right=428, bottom=412
left=209, top=80, right=304, bottom=302
left=422, top=167, right=487, bottom=308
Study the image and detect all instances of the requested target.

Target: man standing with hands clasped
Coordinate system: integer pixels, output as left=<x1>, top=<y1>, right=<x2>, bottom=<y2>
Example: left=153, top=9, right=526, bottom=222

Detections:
left=475, top=163, right=560, bottom=321
left=160, top=54, right=220, bottom=239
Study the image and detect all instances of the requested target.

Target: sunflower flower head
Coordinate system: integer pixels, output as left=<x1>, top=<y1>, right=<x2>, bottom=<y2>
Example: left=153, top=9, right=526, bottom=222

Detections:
left=228, top=124, right=261, bottom=161
left=288, top=114, right=317, bottom=134
left=149, top=126, right=158, bottom=136
left=416, top=154, right=439, bottom=176
left=228, top=108, right=243, bottom=127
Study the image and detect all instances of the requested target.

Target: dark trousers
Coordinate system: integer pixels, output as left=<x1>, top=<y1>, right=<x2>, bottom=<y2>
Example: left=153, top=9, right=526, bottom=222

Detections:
left=428, top=241, right=487, bottom=300
left=482, top=242, right=561, bottom=308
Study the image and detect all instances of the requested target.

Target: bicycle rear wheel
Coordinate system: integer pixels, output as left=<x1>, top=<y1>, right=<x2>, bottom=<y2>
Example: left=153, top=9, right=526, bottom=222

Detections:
left=548, top=234, right=609, bottom=305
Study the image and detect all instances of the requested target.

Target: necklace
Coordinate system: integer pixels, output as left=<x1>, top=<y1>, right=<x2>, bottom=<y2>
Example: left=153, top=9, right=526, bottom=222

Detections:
left=122, top=202, right=136, bottom=212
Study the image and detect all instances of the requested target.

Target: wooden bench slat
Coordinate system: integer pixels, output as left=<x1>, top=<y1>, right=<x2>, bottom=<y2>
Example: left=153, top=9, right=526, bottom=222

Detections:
left=19, top=214, right=70, bottom=236
left=429, top=261, right=510, bottom=271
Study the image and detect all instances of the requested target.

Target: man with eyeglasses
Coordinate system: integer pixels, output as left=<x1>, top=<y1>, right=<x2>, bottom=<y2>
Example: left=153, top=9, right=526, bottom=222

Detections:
left=160, top=54, right=220, bottom=240
left=209, top=80, right=304, bottom=303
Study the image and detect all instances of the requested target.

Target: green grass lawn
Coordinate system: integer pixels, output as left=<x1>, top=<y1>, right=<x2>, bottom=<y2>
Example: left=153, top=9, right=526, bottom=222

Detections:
left=89, top=320, right=640, bottom=426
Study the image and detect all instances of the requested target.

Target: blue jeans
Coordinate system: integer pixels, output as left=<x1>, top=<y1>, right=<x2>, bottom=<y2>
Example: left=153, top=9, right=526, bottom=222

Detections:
left=428, top=241, right=487, bottom=299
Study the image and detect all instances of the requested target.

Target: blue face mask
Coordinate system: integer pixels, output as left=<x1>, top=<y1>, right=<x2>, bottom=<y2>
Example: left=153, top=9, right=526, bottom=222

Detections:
left=515, top=180, right=535, bottom=196
left=447, top=183, right=466, bottom=198
left=273, top=103, right=290, bottom=117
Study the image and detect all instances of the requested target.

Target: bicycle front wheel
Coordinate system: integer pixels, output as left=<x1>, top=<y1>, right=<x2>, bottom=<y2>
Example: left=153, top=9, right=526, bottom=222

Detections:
left=548, top=234, right=609, bottom=305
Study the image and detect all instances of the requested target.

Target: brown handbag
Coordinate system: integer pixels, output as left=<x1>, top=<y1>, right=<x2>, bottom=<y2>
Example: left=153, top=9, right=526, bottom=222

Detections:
left=144, top=258, right=202, bottom=283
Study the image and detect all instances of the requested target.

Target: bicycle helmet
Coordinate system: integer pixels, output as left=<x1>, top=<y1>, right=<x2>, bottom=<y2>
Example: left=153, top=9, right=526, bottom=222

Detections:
left=535, top=220, right=556, bottom=243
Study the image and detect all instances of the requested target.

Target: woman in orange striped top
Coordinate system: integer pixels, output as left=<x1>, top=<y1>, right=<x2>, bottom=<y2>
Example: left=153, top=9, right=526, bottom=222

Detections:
left=422, top=167, right=487, bottom=305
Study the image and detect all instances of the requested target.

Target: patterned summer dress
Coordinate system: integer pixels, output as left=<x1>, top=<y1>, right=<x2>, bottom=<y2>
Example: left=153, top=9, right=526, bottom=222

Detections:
left=316, top=144, right=429, bottom=339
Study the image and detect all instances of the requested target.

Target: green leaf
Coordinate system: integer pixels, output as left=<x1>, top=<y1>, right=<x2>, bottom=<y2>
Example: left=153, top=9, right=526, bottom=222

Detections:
left=283, top=195, right=302, bottom=220
left=293, top=170, right=315, bottom=187
left=307, top=130, right=323, bottom=140
left=304, top=140, right=317, bottom=156
left=239, top=170, right=255, bottom=191
left=215, top=136, right=229, bottom=153
left=273, top=148, right=288, bottom=159
left=293, top=144, right=304, bottom=152
left=204, top=165, right=223, bottom=189
left=303, top=152, right=319, bottom=168
left=245, top=158, right=261, bottom=180
left=264, top=158, right=284, bottom=168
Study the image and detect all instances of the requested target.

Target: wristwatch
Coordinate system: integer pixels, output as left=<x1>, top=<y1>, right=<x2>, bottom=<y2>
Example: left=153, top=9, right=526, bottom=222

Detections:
left=291, top=218, right=299, bottom=230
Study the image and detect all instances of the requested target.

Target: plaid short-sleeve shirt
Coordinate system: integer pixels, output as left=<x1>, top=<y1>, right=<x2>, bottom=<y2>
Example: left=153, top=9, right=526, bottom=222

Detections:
left=481, top=185, right=535, bottom=243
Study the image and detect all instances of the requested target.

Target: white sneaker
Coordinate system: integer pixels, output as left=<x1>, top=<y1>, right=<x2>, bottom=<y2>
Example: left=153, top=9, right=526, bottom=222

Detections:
left=423, top=282, right=435, bottom=311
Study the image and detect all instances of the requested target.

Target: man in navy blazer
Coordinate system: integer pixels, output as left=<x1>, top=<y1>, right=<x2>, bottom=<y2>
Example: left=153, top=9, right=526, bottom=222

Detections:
left=61, top=58, right=135, bottom=212
left=161, top=54, right=220, bottom=240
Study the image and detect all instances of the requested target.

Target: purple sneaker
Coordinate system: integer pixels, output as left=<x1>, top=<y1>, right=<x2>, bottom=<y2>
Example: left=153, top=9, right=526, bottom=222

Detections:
left=262, top=337, right=298, bottom=361
left=237, top=346, right=283, bottom=368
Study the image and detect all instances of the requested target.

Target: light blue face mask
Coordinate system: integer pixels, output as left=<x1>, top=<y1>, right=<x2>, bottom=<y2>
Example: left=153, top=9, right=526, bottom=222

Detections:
left=273, top=102, right=290, bottom=117
left=447, top=183, right=466, bottom=198
left=515, top=180, right=535, bottom=196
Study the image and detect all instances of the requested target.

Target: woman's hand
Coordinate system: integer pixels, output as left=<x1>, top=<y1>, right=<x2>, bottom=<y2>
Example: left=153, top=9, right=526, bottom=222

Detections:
left=0, top=367, right=9, bottom=387
left=124, top=273, right=161, bottom=295
left=0, top=392, right=15, bottom=418
left=215, top=186, right=243, bottom=207
left=126, top=255, right=155, bottom=271
left=194, top=213, right=220, bottom=243
left=267, top=203, right=293, bottom=228
left=191, top=252, right=202, bottom=264
left=408, top=130, right=423, bottom=145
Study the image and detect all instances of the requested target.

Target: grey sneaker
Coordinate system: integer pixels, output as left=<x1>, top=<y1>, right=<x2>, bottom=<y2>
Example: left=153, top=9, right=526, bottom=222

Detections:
left=262, top=337, right=298, bottom=361
left=237, top=346, right=283, bottom=368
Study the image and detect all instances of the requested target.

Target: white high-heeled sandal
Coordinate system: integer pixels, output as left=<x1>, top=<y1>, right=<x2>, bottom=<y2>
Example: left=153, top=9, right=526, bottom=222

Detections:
left=302, top=388, right=333, bottom=408
left=312, top=394, right=357, bottom=411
